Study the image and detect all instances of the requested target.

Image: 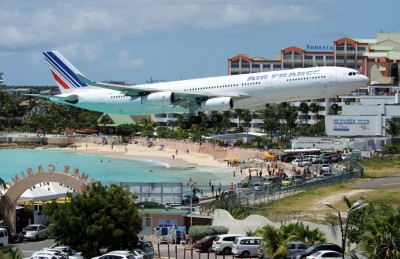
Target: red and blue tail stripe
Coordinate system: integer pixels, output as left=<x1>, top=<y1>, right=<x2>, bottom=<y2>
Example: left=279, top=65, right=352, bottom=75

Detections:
left=43, top=51, right=88, bottom=90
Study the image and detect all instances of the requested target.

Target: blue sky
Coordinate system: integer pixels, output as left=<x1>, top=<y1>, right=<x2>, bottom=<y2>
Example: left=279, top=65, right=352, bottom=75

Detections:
left=0, top=0, right=398, bottom=86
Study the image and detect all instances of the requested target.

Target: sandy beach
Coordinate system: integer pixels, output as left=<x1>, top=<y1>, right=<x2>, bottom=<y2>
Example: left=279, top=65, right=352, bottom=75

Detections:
left=75, top=142, right=226, bottom=168
left=71, top=141, right=254, bottom=185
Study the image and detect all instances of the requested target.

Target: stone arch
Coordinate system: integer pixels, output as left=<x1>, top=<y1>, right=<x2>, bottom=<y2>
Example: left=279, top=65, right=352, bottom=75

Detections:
left=0, top=173, right=87, bottom=232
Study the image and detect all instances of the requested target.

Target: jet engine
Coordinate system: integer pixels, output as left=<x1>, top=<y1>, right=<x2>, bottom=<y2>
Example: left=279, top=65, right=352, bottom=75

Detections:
left=141, top=92, right=175, bottom=105
left=200, top=97, right=234, bottom=111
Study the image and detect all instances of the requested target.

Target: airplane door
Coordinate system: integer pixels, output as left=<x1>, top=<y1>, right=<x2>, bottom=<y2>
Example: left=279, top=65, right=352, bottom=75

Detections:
left=329, top=70, right=337, bottom=83
left=265, top=78, right=273, bottom=89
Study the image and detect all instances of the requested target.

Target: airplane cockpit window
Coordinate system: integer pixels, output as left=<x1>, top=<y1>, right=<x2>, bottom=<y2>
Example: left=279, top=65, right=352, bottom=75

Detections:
left=348, top=72, right=357, bottom=76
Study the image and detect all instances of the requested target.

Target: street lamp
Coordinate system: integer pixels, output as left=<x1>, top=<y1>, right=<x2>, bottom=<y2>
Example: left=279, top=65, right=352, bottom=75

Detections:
left=322, top=199, right=368, bottom=259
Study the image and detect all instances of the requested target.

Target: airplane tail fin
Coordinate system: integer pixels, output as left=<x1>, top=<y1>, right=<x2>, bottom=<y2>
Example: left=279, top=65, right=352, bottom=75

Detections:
left=43, top=51, right=92, bottom=94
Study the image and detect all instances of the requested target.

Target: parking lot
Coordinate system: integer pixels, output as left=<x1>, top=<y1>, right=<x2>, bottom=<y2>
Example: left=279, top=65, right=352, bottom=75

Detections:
left=15, top=239, right=250, bottom=259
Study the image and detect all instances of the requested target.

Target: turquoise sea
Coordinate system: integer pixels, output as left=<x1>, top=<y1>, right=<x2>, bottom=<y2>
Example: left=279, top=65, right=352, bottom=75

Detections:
left=1, top=148, right=235, bottom=193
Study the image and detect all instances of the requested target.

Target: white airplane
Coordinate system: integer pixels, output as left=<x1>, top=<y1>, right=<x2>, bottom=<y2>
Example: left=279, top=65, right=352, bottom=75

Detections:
left=29, top=51, right=368, bottom=129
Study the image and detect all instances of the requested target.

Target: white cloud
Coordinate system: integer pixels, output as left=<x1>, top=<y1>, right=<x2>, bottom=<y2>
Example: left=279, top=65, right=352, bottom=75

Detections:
left=105, top=49, right=144, bottom=69
left=0, top=0, right=326, bottom=51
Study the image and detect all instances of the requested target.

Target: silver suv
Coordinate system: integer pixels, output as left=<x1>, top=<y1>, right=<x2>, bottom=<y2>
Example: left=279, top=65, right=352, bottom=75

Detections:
left=212, top=234, right=244, bottom=255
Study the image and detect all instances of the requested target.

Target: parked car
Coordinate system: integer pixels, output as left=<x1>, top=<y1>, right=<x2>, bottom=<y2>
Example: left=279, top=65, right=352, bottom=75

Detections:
left=292, top=158, right=312, bottom=167
left=292, top=175, right=306, bottom=184
left=319, top=154, right=332, bottom=163
left=287, top=241, right=308, bottom=258
left=320, top=164, right=331, bottom=173
left=112, top=250, right=143, bottom=259
left=134, top=240, right=155, bottom=258
left=232, top=236, right=261, bottom=258
left=22, top=224, right=47, bottom=241
left=212, top=234, right=244, bottom=255
left=92, top=251, right=136, bottom=259
left=30, top=250, right=68, bottom=259
left=305, top=250, right=342, bottom=259
left=221, top=190, right=236, bottom=198
left=182, top=194, right=200, bottom=205
left=238, top=183, right=253, bottom=189
left=330, top=153, right=341, bottom=163
left=131, top=249, right=145, bottom=259
left=263, top=176, right=283, bottom=189
left=29, top=255, right=58, bottom=259
left=258, top=241, right=308, bottom=259
left=0, top=227, right=9, bottom=246
left=195, top=235, right=217, bottom=252
left=284, top=156, right=297, bottom=163
left=0, top=225, right=22, bottom=244
left=341, top=153, right=350, bottom=161
left=295, top=243, right=342, bottom=258
left=305, top=155, right=321, bottom=164
left=42, top=246, right=85, bottom=259
left=253, top=182, right=262, bottom=191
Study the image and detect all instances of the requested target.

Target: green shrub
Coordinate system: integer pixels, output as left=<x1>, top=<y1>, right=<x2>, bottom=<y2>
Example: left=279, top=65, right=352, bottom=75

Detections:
left=188, top=225, right=229, bottom=242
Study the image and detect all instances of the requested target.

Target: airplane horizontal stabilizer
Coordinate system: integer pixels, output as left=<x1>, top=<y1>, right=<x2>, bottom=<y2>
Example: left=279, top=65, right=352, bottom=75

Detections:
left=25, top=94, right=79, bottom=104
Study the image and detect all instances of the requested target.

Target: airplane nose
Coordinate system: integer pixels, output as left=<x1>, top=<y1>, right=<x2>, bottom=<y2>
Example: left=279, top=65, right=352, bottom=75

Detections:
left=360, top=75, right=369, bottom=85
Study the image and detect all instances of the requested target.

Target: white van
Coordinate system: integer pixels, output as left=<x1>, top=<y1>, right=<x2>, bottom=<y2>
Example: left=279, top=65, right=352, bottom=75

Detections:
left=212, top=234, right=244, bottom=255
left=232, top=236, right=261, bottom=257
left=0, top=227, right=9, bottom=246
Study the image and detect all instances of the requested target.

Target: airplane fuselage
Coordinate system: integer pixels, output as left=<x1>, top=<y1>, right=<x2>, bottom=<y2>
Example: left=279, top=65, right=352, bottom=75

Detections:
left=54, top=66, right=367, bottom=115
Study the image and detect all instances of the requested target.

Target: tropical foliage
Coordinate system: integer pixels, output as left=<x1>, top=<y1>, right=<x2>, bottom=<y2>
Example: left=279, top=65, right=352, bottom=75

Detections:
left=0, top=247, right=23, bottom=259
left=257, top=222, right=326, bottom=258
left=327, top=197, right=400, bottom=258
left=43, top=182, right=142, bottom=257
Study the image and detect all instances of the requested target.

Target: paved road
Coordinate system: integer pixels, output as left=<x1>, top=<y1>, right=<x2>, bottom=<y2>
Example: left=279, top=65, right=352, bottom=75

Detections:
left=13, top=238, right=55, bottom=258
left=351, top=173, right=400, bottom=189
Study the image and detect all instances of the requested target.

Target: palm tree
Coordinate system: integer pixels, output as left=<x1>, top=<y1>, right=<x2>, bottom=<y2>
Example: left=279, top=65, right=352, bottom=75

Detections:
left=278, top=103, right=298, bottom=139
left=98, top=114, right=113, bottom=134
left=0, top=177, right=7, bottom=190
left=257, top=107, right=279, bottom=141
left=384, top=119, right=400, bottom=143
left=359, top=205, right=400, bottom=258
left=309, top=102, right=321, bottom=123
left=258, top=223, right=326, bottom=258
left=298, top=102, right=310, bottom=125
left=2, top=97, right=20, bottom=130
left=8, top=247, right=23, bottom=259
left=219, top=111, right=233, bottom=133
left=242, top=110, right=253, bottom=143
left=234, top=109, right=244, bottom=131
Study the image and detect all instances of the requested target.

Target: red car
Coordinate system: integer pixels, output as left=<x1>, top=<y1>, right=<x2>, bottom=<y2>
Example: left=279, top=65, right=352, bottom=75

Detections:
left=195, top=235, right=217, bottom=252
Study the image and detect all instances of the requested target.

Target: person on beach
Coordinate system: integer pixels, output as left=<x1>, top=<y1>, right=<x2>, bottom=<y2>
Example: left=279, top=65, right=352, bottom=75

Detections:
left=172, top=154, right=175, bottom=160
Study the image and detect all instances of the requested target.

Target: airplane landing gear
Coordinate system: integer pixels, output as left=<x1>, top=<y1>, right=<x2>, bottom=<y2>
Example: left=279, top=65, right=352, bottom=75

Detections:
left=181, top=121, right=192, bottom=130
left=203, top=121, right=214, bottom=129
left=211, top=115, right=222, bottom=123
left=180, top=114, right=220, bottom=129
left=189, top=116, right=202, bottom=124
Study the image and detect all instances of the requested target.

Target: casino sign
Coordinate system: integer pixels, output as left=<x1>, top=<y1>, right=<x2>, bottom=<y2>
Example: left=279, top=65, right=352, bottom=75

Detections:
left=0, top=164, right=96, bottom=232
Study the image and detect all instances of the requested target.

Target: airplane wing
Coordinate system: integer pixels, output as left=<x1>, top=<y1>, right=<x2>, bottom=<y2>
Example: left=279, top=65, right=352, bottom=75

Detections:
left=78, top=75, right=251, bottom=107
